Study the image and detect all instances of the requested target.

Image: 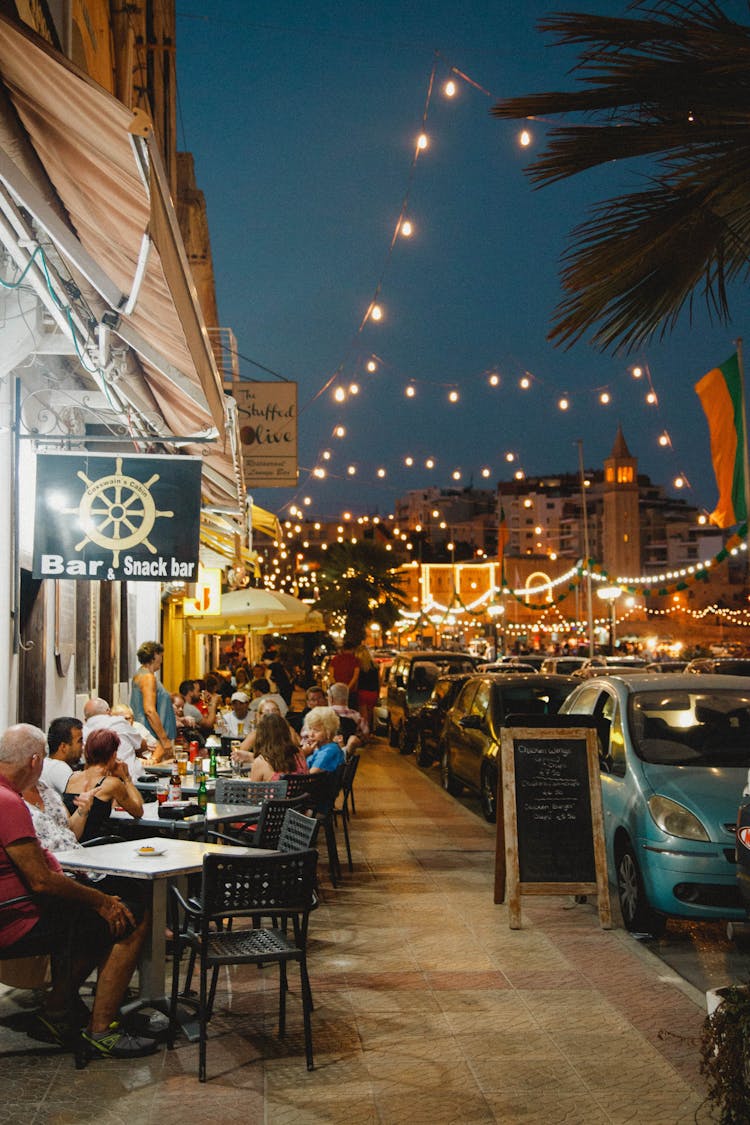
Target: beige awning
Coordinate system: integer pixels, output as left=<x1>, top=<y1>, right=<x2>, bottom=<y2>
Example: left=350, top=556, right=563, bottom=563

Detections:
left=0, top=15, right=225, bottom=437
left=185, top=587, right=323, bottom=635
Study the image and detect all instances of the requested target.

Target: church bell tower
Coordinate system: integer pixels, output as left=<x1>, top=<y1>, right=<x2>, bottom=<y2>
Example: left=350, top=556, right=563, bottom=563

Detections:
left=602, top=426, right=641, bottom=578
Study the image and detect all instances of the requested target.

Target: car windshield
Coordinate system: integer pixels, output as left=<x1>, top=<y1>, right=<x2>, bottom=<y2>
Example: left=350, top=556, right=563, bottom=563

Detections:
left=629, top=689, right=750, bottom=766
left=495, top=682, right=572, bottom=720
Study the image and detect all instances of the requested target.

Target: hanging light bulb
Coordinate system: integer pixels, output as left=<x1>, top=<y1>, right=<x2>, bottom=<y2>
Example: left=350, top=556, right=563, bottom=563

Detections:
left=404, top=456, right=414, bottom=467
left=334, top=425, right=346, bottom=438
left=632, top=365, right=643, bottom=379
left=599, top=391, right=610, bottom=404
left=452, top=470, right=462, bottom=481
left=519, top=129, right=531, bottom=147
left=405, top=385, right=416, bottom=398
left=448, top=390, right=459, bottom=403
left=514, top=469, right=525, bottom=480
left=400, top=219, right=413, bottom=237
left=520, top=375, right=531, bottom=389
left=481, top=467, right=491, bottom=478
left=347, top=465, right=357, bottom=475
left=322, top=450, right=331, bottom=461
left=444, top=79, right=457, bottom=98
left=674, top=476, right=685, bottom=488
left=425, top=458, right=435, bottom=469
left=489, top=373, right=500, bottom=387
left=646, top=391, right=657, bottom=405
left=369, top=303, right=383, bottom=322
left=377, top=467, right=386, bottom=478
left=333, top=386, right=346, bottom=403
left=658, top=432, right=670, bottom=447
left=303, top=496, right=311, bottom=505
left=313, top=467, right=326, bottom=479
left=558, top=395, right=569, bottom=411
left=416, top=133, right=428, bottom=150
left=505, top=452, right=515, bottom=463
left=366, top=359, right=377, bottom=373
left=349, top=382, right=359, bottom=395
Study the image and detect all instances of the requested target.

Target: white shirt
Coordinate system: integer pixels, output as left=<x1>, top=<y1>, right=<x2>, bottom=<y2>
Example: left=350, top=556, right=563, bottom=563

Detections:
left=82, top=714, right=146, bottom=779
left=40, top=757, right=73, bottom=795
left=248, top=693, right=288, bottom=717
left=222, top=710, right=255, bottom=738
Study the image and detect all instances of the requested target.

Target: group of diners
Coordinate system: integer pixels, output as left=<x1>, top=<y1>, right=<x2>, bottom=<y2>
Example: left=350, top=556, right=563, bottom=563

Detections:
left=0, top=672, right=368, bottom=1064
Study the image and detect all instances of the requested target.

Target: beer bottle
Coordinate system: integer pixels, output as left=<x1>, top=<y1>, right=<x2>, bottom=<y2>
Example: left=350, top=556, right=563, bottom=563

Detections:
left=196, top=771, right=208, bottom=810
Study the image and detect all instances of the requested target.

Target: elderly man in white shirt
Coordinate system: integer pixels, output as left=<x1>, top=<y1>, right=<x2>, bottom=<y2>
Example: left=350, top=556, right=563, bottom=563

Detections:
left=82, top=697, right=148, bottom=779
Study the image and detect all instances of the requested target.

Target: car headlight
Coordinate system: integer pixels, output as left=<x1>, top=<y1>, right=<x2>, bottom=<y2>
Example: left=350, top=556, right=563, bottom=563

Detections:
left=648, top=795, right=710, bottom=841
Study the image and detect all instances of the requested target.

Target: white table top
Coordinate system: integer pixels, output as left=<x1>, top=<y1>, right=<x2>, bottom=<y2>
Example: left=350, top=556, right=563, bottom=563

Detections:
left=55, top=836, right=274, bottom=880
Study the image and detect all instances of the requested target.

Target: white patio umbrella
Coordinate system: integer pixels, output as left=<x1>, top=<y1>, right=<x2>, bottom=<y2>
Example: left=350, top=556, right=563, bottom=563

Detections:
left=185, top=587, right=323, bottom=635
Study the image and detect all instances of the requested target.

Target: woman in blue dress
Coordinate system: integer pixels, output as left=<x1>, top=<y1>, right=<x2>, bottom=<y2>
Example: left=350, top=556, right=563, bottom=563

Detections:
left=130, top=640, right=175, bottom=762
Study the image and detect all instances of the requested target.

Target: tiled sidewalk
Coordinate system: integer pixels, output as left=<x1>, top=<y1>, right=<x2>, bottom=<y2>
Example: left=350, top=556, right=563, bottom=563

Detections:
left=0, top=741, right=713, bottom=1123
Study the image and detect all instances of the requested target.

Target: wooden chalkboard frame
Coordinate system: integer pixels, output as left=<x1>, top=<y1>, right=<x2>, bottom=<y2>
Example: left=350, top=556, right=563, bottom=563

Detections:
left=495, top=721, right=611, bottom=930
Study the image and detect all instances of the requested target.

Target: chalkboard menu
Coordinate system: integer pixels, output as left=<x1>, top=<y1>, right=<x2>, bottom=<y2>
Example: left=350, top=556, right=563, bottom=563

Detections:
left=513, top=737, right=596, bottom=883
left=496, top=720, right=611, bottom=930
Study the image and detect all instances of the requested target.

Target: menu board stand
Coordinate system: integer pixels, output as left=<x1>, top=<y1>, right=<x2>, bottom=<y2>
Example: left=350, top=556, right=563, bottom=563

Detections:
left=495, top=718, right=611, bottom=930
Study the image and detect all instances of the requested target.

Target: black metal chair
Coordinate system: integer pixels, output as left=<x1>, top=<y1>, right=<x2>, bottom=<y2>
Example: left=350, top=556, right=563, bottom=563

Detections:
left=333, top=754, right=360, bottom=871
left=282, top=770, right=344, bottom=886
left=0, top=896, right=87, bottom=1068
left=168, top=849, right=319, bottom=1081
left=209, top=795, right=311, bottom=850
left=214, top=778, right=288, bottom=803
left=278, top=807, right=320, bottom=853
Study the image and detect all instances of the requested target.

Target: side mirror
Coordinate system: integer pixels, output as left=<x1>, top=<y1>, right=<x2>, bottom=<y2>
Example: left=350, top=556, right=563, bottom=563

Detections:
left=460, top=714, right=481, bottom=730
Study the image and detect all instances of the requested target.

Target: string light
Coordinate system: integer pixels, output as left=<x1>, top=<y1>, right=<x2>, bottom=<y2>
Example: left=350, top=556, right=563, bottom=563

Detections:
left=632, top=366, right=643, bottom=378
left=599, top=391, right=610, bottom=405
left=322, top=450, right=331, bottom=461
left=452, top=470, right=462, bottom=480
left=425, top=458, right=434, bottom=468
left=399, top=219, right=413, bottom=237
left=481, top=467, right=491, bottom=477
left=405, top=385, right=416, bottom=398
left=674, top=476, right=685, bottom=488
left=520, top=375, right=531, bottom=389
left=658, top=431, right=670, bottom=447
left=448, top=390, right=459, bottom=403
left=416, top=133, right=428, bottom=150
left=404, top=456, right=414, bottom=466
left=519, top=129, right=531, bottom=147
left=646, top=391, right=657, bottom=404
left=334, top=386, right=346, bottom=402
left=369, top=303, right=383, bottom=322
left=349, top=383, right=359, bottom=395
left=444, top=80, right=457, bottom=98
left=489, top=373, right=500, bottom=386
left=347, top=465, right=357, bottom=475
left=334, top=425, right=346, bottom=438
left=366, top=359, right=377, bottom=373
left=377, top=467, right=386, bottom=477
left=505, top=452, right=515, bottom=462
left=558, top=395, right=569, bottom=411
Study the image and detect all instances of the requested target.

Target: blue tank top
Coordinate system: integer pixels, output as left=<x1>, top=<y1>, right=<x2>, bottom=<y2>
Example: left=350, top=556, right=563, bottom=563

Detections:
left=130, top=672, right=177, bottom=741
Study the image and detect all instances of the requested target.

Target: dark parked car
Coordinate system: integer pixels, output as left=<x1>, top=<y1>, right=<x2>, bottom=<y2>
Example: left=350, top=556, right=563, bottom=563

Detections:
left=386, top=650, right=481, bottom=753
left=685, top=658, right=750, bottom=677
left=440, top=673, right=575, bottom=821
left=414, top=673, right=473, bottom=767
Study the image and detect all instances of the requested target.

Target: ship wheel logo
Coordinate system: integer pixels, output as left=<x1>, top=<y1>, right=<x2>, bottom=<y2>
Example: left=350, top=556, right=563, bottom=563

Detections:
left=64, top=457, right=174, bottom=568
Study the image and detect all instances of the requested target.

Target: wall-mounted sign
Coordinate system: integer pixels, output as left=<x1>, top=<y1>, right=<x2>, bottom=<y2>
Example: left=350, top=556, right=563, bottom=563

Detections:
left=33, top=453, right=202, bottom=581
left=233, top=381, right=298, bottom=487
left=183, top=566, right=222, bottom=616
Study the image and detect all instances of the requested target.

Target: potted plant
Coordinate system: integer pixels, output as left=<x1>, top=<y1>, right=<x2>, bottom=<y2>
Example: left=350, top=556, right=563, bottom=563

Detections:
left=700, top=982, right=750, bottom=1123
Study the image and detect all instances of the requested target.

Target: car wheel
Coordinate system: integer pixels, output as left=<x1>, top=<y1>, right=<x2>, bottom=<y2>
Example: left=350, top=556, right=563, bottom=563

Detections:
left=416, top=731, right=433, bottom=767
left=388, top=719, right=399, bottom=748
left=441, top=746, right=462, bottom=796
left=616, top=843, right=666, bottom=937
left=480, top=763, right=498, bottom=823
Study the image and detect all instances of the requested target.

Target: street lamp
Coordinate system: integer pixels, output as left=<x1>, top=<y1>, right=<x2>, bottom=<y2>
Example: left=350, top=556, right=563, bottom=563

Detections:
left=487, top=600, right=506, bottom=657
left=597, top=586, right=622, bottom=655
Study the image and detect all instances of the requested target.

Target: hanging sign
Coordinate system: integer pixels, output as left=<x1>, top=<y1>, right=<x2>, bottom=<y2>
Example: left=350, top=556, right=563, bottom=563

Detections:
left=233, top=380, right=298, bottom=487
left=33, top=453, right=202, bottom=581
left=183, top=566, right=222, bottom=616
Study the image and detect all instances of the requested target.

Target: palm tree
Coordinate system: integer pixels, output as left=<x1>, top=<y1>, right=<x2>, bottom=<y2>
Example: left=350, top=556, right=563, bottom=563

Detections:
left=313, top=540, right=407, bottom=643
left=492, top=1, right=750, bottom=353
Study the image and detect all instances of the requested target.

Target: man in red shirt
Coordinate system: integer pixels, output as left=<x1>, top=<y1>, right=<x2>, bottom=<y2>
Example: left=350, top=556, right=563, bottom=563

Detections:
left=330, top=639, right=360, bottom=700
left=0, top=723, right=157, bottom=1059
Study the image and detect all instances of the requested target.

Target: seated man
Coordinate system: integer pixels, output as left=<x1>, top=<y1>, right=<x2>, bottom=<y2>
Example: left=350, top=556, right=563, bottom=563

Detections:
left=0, top=724, right=157, bottom=1059
left=82, top=698, right=148, bottom=779
left=248, top=678, right=288, bottom=717
left=41, top=716, right=83, bottom=794
left=287, top=684, right=327, bottom=734
left=327, top=682, right=368, bottom=754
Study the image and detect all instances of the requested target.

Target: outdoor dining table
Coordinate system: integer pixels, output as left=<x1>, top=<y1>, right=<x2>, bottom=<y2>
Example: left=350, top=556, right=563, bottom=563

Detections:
left=110, top=800, right=262, bottom=841
left=54, top=837, right=277, bottom=1034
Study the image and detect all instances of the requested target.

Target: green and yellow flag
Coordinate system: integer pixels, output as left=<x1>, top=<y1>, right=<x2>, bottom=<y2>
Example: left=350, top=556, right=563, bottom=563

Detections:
left=695, top=353, right=747, bottom=528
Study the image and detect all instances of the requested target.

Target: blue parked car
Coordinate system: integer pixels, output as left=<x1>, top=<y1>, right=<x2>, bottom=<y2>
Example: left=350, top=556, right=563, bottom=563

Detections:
left=561, top=674, right=750, bottom=935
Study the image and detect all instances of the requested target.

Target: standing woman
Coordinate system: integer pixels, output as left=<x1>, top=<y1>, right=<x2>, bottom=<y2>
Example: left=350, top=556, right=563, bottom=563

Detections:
left=130, top=640, right=175, bottom=762
left=354, top=644, right=379, bottom=733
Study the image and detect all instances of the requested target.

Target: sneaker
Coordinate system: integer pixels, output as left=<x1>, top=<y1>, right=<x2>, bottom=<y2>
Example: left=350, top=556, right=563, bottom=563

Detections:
left=82, top=1021, right=159, bottom=1059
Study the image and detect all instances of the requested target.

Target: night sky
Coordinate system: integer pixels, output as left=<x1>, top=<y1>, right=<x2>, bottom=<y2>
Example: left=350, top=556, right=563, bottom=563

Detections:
left=176, top=1, right=750, bottom=521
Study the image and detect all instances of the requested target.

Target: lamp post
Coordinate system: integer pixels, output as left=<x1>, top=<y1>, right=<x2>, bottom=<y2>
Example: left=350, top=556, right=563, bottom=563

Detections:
left=597, top=586, right=622, bottom=655
left=487, top=600, right=506, bottom=658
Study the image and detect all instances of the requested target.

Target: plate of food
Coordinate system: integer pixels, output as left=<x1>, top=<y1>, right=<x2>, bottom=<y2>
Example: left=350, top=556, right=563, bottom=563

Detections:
left=135, top=845, right=166, bottom=857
